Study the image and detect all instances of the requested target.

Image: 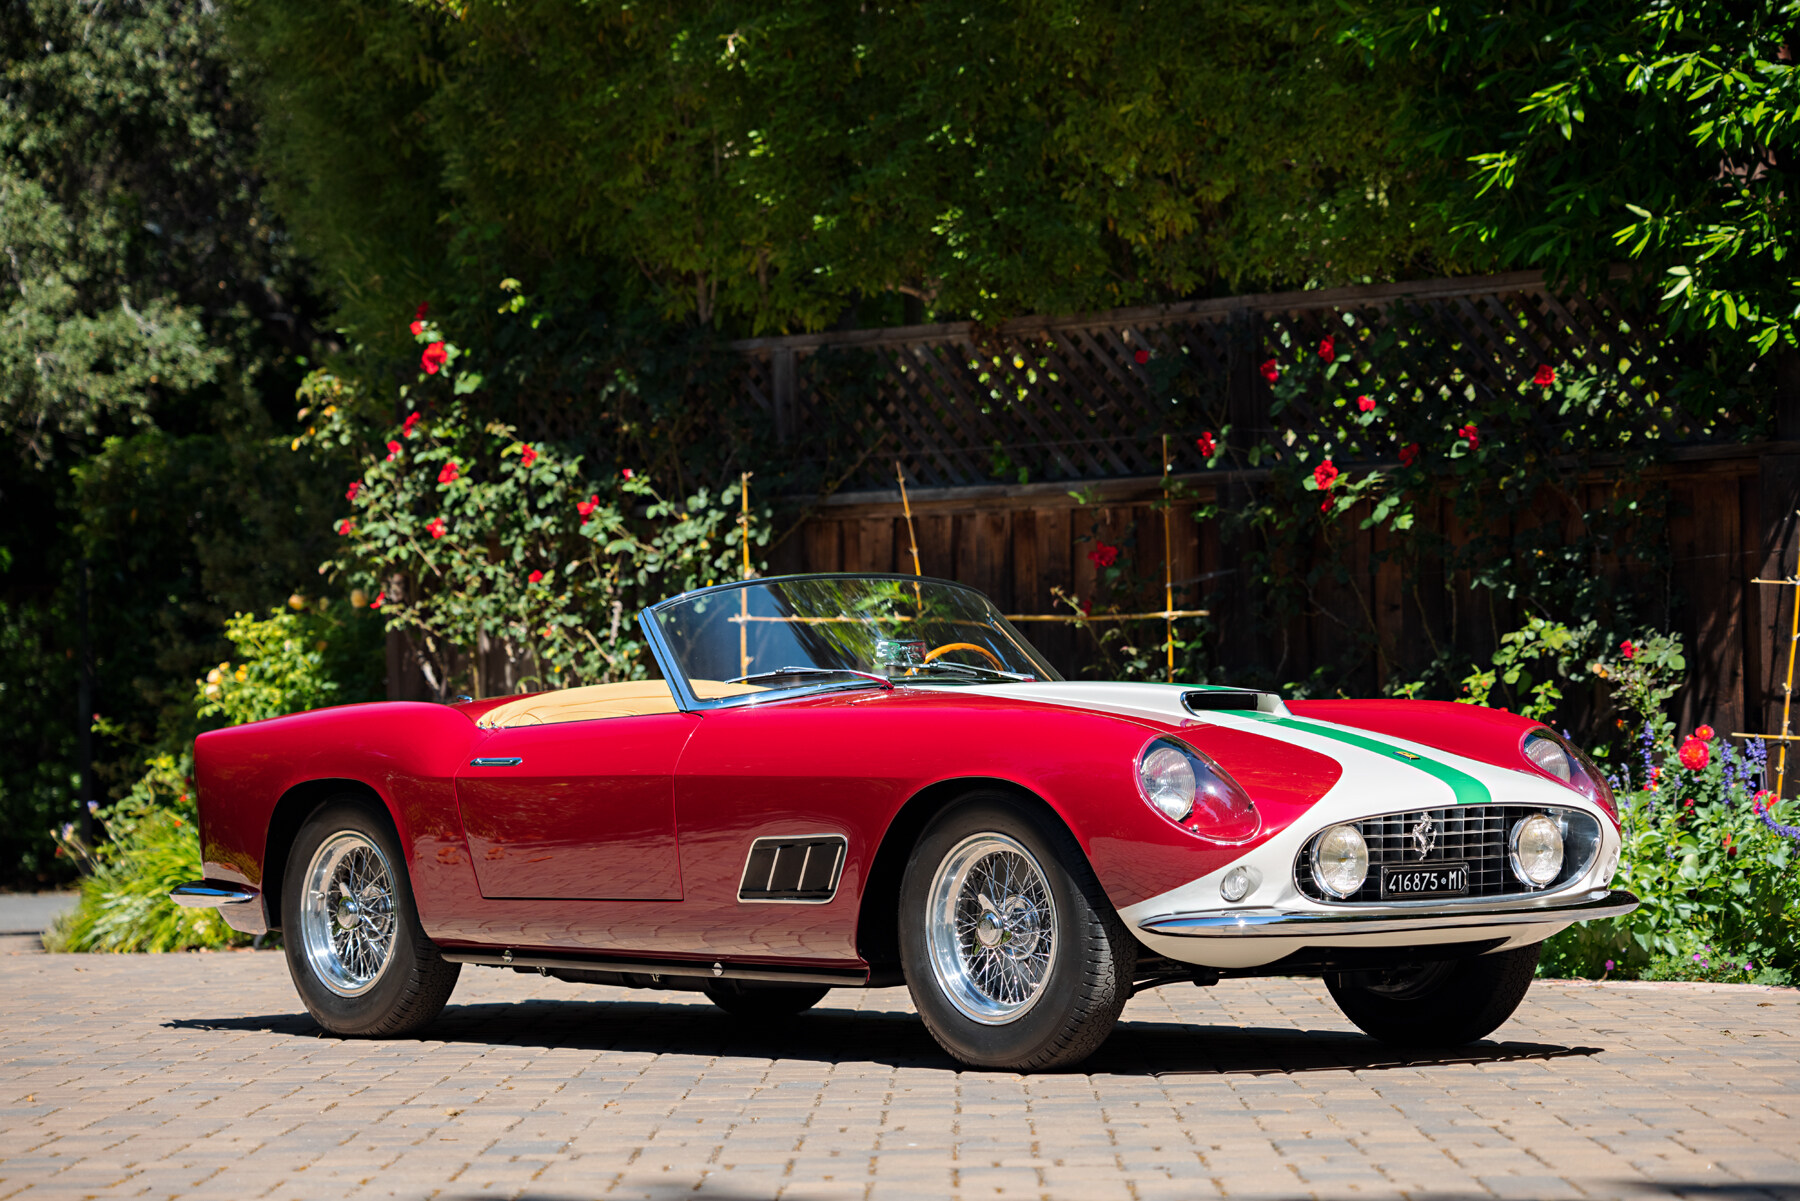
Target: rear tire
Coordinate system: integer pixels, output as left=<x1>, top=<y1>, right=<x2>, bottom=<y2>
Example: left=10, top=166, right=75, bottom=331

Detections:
left=701, top=982, right=829, bottom=1019
left=899, top=792, right=1133, bottom=1071
left=281, top=799, right=460, bottom=1037
left=1325, top=942, right=1541, bottom=1047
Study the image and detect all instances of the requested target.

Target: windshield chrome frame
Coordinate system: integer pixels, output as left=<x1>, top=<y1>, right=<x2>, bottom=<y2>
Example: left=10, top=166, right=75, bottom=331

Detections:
left=637, top=573, right=1055, bottom=714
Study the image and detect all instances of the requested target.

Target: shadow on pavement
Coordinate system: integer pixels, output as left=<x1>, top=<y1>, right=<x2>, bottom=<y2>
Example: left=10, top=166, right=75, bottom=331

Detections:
left=166, top=994, right=1600, bottom=1076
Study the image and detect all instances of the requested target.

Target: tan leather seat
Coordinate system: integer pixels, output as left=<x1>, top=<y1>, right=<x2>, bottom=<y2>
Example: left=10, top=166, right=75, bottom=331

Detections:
left=475, top=679, right=764, bottom=729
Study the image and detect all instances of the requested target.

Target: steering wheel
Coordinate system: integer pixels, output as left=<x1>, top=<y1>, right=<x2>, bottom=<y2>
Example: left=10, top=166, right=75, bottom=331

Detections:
left=923, top=641, right=1007, bottom=671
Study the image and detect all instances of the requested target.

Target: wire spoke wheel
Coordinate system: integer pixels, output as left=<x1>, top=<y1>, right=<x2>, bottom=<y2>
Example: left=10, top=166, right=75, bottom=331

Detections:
left=298, top=831, right=399, bottom=997
left=926, top=833, right=1058, bottom=1024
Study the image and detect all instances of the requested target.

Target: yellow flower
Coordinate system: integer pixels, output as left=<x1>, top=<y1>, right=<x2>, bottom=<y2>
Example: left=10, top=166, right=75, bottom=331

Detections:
left=233, top=667, right=248, bottom=683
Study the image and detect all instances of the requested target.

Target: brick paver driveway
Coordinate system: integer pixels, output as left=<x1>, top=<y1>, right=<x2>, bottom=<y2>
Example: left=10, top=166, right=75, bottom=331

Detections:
left=2, top=934, right=1796, bottom=1200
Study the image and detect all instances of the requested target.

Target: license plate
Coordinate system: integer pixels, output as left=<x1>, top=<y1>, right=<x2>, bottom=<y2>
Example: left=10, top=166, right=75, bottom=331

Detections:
left=1380, top=861, right=1469, bottom=899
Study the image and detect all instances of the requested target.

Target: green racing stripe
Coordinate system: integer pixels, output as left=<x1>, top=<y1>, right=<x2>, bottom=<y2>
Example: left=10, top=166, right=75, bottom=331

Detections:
left=1225, top=711, right=1492, bottom=806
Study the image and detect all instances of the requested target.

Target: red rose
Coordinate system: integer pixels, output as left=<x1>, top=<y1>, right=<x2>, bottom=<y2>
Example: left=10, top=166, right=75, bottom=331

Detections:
left=402, top=412, right=421, bottom=438
left=576, top=494, right=599, bottom=518
left=409, top=302, right=428, bottom=336
left=1079, top=597, right=1092, bottom=616
left=336, top=518, right=354, bottom=536
left=1694, top=724, right=1715, bottom=742
left=1458, top=423, right=1479, bottom=450
left=1356, top=394, right=1374, bottom=413
left=1320, top=497, right=1332, bottom=513
left=1533, top=364, right=1556, bottom=387
left=437, top=461, right=460, bottom=485
left=386, top=440, right=402, bottom=461
left=1260, top=358, right=1280, bottom=385
left=410, top=318, right=426, bottom=336
left=621, top=467, right=634, bottom=480
left=1134, top=348, right=1150, bottom=365
left=426, top=517, right=448, bottom=540
left=1399, top=442, right=1420, bottom=467
left=345, top=480, right=361, bottom=502
left=1678, top=738, right=1709, bottom=771
left=1088, top=543, right=1119, bottom=569
left=1318, top=336, right=1335, bottom=363
left=1196, top=431, right=1216, bottom=457
left=520, top=444, right=538, bottom=467
left=1312, top=459, right=1339, bottom=491
left=414, top=302, right=429, bottom=321
left=421, top=342, right=447, bottom=374
left=370, top=590, right=385, bottom=610
left=1621, top=639, right=1635, bottom=659
left=528, top=570, right=544, bottom=584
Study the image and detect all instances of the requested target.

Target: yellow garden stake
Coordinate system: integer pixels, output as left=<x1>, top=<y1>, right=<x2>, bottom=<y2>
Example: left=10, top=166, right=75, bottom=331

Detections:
left=739, top=472, right=753, bottom=580
left=1731, top=511, right=1800, bottom=798
left=738, top=472, right=753, bottom=677
left=897, top=461, right=923, bottom=577
left=1163, top=434, right=1175, bottom=684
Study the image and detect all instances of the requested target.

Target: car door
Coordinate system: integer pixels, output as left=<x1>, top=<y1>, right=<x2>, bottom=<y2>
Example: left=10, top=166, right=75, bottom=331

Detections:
left=454, top=712, right=699, bottom=900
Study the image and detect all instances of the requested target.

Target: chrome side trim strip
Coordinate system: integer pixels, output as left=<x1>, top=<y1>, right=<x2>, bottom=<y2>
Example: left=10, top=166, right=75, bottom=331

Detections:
left=170, top=881, right=258, bottom=908
left=468, top=757, right=524, bottom=767
left=439, top=947, right=866, bottom=987
left=1138, top=888, right=1638, bottom=938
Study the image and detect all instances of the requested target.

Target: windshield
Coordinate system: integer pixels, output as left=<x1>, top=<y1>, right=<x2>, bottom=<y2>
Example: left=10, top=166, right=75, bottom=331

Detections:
left=643, top=575, right=1061, bottom=706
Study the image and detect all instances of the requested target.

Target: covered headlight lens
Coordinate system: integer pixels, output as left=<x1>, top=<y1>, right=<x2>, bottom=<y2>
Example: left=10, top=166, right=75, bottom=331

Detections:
left=1522, top=730, right=1617, bottom=822
left=1135, top=739, right=1260, bottom=839
left=1138, top=744, right=1197, bottom=821
left=1310, top=824, right=1369, bottom=898
left=1509, top=814, right=1565, bottom=887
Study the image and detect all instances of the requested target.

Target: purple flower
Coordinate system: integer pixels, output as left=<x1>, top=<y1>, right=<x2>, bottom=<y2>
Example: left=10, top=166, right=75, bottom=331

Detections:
left=1693, top=953, right=1704, bottom=962
left=1603, top=959, right=1615, bottom=972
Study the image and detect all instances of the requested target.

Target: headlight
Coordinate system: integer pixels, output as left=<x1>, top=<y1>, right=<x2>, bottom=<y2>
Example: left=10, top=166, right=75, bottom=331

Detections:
left=1310, top=823, right=1369, bottom=898
left=1135, top=738, right=1259, bottom=840
left=1509, top=813, right=1565, bottom=887
left=1521, top=730, right=1617, bottom=822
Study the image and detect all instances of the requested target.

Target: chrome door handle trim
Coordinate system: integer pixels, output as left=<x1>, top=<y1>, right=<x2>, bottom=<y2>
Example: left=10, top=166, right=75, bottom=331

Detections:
left=468, top=757, right=524, bottom=767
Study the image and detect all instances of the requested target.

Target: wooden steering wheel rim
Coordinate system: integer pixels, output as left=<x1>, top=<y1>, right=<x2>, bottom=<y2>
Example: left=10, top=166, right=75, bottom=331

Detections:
left=922, top=641, right=1007, bottom=670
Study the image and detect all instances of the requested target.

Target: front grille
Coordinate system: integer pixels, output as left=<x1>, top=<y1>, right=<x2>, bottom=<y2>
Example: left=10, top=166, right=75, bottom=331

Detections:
left=1294, top=804, right=1599, bottom=903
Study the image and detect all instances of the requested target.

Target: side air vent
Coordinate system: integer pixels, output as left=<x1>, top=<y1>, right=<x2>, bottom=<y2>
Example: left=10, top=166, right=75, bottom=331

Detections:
left=738, top=834, right=848, bottom=903
left=1182, top=688, right=1286, bottom=715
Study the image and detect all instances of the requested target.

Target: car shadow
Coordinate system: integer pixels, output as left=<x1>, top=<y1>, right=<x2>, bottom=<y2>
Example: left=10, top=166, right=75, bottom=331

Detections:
left=166, top=994, right=1600, bottom=1076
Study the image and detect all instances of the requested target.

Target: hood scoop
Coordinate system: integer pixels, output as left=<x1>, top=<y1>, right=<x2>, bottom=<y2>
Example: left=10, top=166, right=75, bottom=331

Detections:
left=1181, top=688, right=1289, bottom=717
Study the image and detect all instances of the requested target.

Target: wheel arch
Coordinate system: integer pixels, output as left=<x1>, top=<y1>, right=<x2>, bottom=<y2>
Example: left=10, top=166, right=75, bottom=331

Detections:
left=855, top=775, right=1084, bottom=980
left=262, top=778, right=400, bottom=931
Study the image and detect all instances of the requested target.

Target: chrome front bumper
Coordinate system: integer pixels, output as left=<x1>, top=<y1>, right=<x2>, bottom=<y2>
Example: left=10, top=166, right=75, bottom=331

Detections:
left=1138, top=887, right=1638, bottom=939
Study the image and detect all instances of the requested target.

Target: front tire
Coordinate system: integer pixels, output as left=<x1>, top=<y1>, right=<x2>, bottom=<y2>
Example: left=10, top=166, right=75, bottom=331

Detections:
left=282, top=799, right=460, bottom=1037
left=899, top=792, right=1134, bottom=1071
left=702, top=981, right=829, bottom=1019
left=1325, top=942, right=1541, bottom=1047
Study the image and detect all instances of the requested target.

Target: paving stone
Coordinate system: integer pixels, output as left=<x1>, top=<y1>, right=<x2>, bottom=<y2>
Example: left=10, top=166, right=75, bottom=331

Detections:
left=3, top=944, right=1798, bottom=1199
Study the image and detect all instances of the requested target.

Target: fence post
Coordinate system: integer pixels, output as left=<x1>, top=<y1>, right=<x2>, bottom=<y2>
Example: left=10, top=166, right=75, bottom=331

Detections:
left=772, top=347, right=795, bottom=445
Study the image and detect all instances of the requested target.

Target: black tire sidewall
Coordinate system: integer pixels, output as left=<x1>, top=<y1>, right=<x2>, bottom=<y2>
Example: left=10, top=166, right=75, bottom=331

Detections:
left=899, top=792, right=1128, bottom=1069
left=281, top=798, right=442, bottom=1037
left=1326, top=942, right=1541, bottom=1047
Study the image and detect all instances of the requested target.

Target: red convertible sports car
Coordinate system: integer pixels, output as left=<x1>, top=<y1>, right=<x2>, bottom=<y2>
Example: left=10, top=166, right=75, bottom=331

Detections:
left=176, top=574, right=1635, bottom=1070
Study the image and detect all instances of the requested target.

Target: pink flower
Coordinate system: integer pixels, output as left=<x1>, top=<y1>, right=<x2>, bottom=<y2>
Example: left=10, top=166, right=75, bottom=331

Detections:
left=386, top=440, right=402, bottom=461
left=426, top=517, right=448, bottom=540
left=1088, top=543, right=1119, bottom=569
left=1533, top=364, right=1556, bottom=387
left=520, top=444, right=538, bottom=467
left=1458, top=423, right=1479, bottom=450
left=336, top=518, right=354, bottom=536
left=1196, top=431, right=1216, bottom=457
left=402, top=412, right=421, bottom=439
left=1678, top=738, right=1709, bottom=771
left=421, top=342, right=447, bottom=374
left=1318, top=336, right=1335, bottom=363
left=437, top=461, right=460, bottom=485
left=370, top=590, right=385, bottom=610
left=1621, top=639, right=1635, bottom=660
left=576, top=494, right=599, bottom=518
left=528, top=570, right=544, bottom=584
left=1356, top=394, right=1374, bottom=413
left=1134, top=348, right=1150, bottom=365
left=1313, top=459, right=1339, bottom=491
left=345, top=480, right=361, bottom=501
left=1694, top=724, right=1715, bottom=742
left=1259, top=358, right=1280, bottom=385
left=1399, top=442, right=1420, bottom=467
